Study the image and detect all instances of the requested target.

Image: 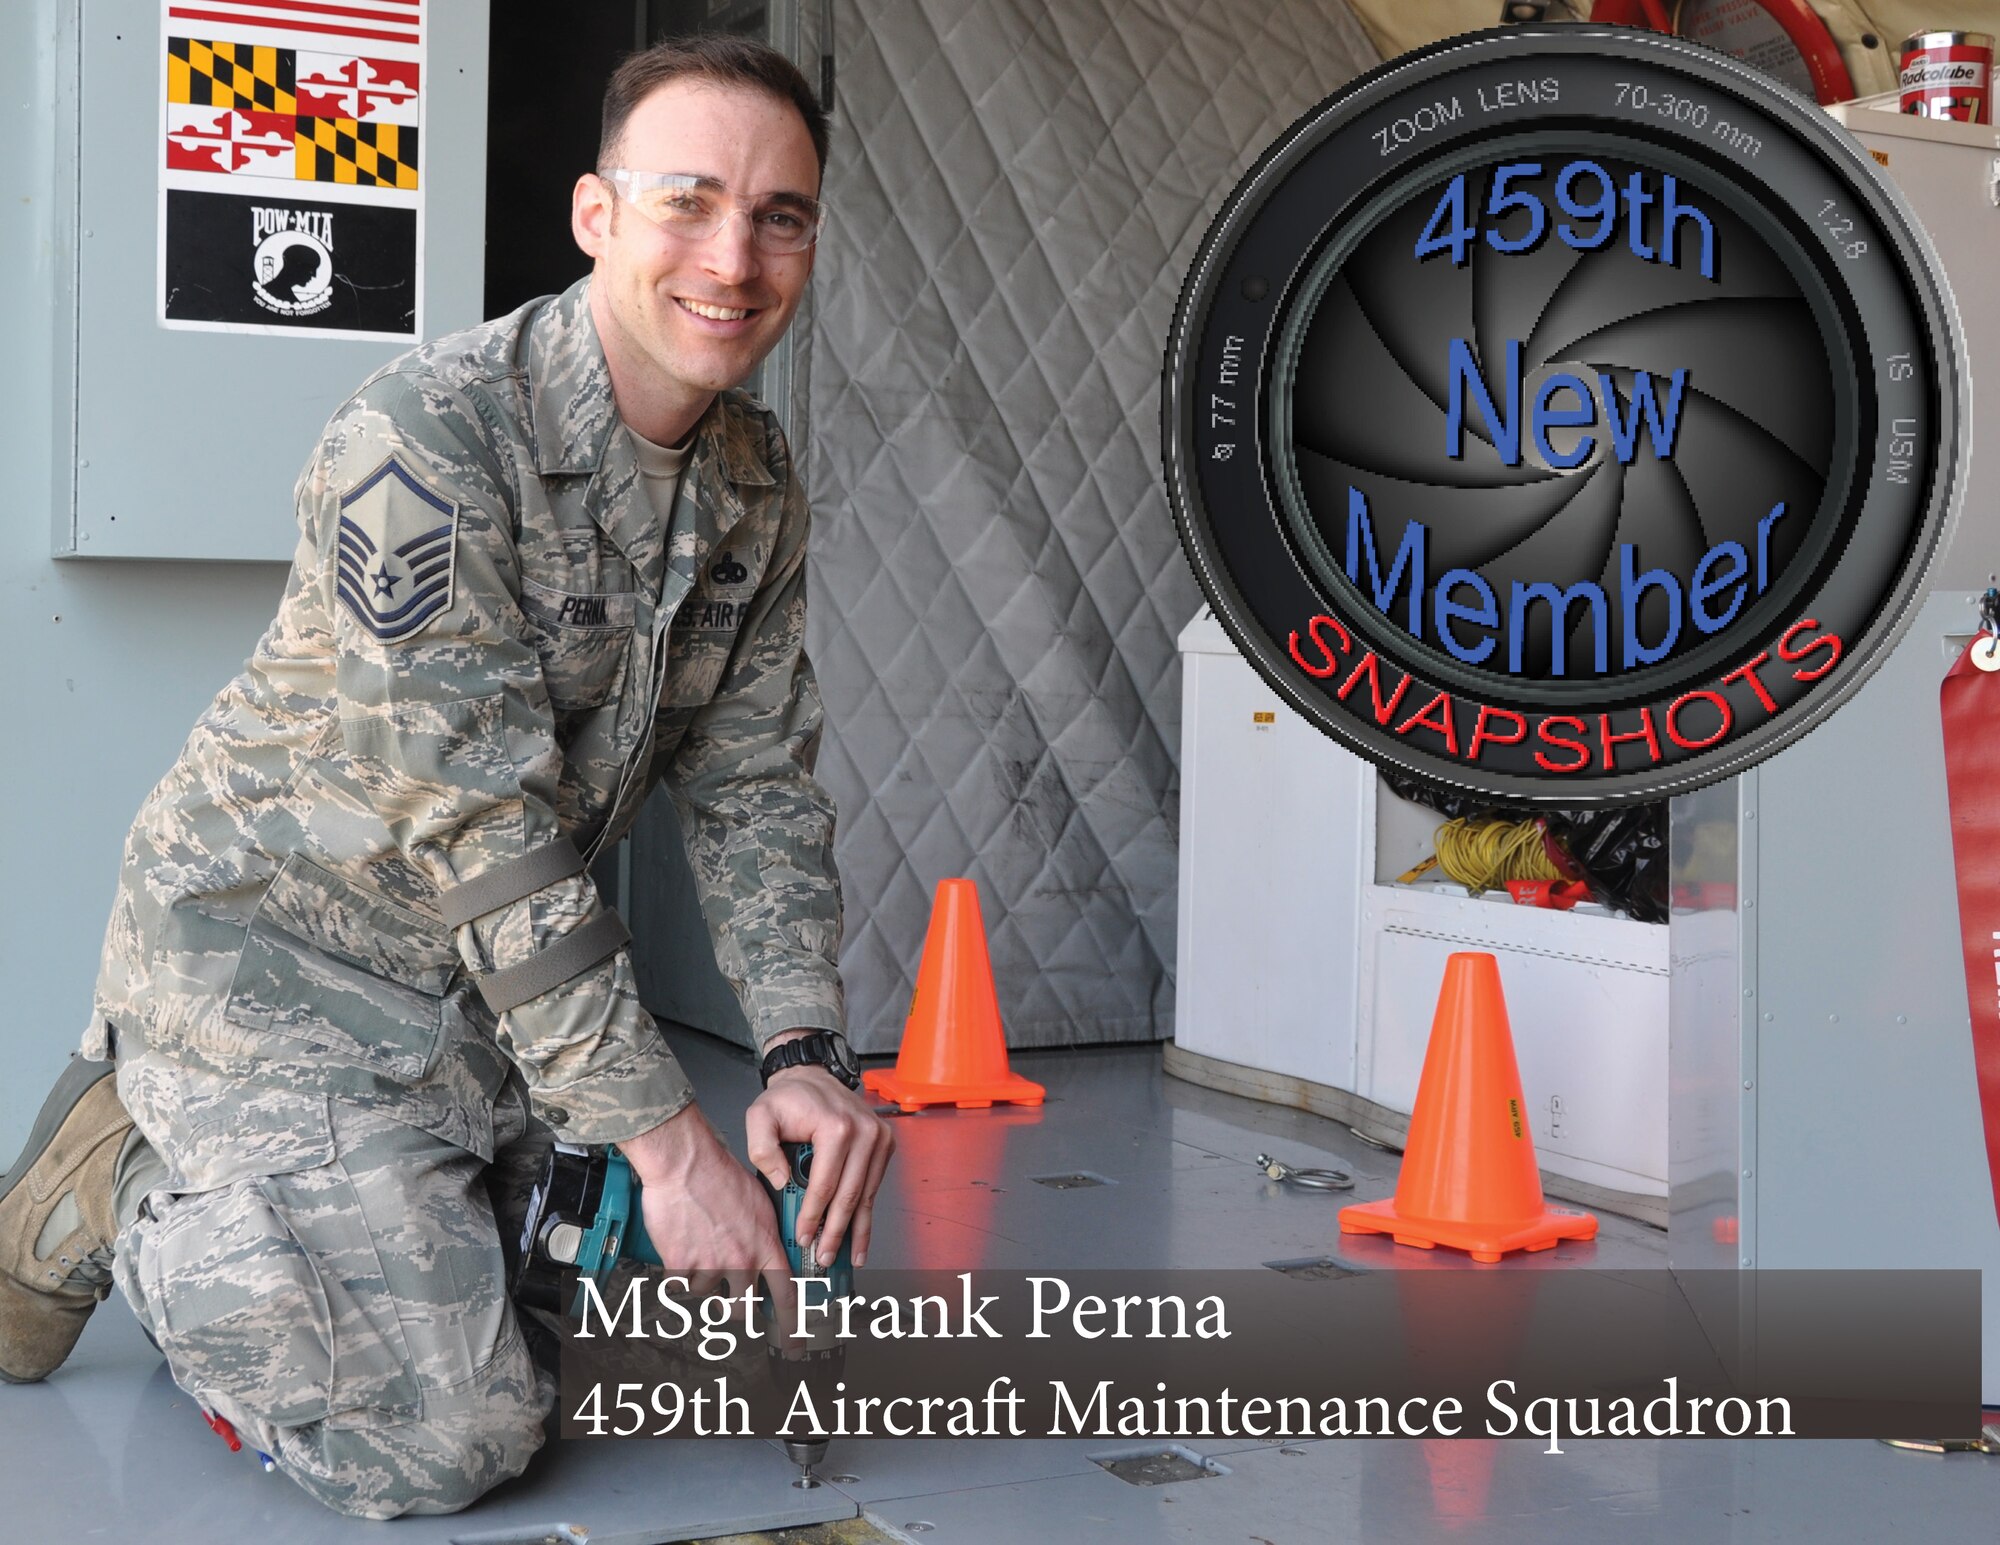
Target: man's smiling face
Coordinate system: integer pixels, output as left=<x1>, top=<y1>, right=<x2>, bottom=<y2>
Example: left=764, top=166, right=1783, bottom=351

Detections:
left=574, top=78, right=819, bottom=437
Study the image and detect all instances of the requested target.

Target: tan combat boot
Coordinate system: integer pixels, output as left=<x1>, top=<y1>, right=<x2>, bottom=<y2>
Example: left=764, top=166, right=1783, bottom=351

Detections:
left=0, top=1056, right=131, bottom=1382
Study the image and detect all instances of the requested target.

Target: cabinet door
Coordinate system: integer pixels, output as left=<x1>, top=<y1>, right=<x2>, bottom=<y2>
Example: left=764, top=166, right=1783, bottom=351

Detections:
left=62, top=0, right=489, bottom=560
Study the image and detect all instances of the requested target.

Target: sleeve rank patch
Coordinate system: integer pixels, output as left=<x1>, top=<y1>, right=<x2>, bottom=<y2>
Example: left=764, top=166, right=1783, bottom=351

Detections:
left=336, top=455, right=458, bottom=642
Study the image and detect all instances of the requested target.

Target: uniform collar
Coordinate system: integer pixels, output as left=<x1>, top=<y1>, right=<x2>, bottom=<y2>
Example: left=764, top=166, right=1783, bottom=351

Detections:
left=526, top=276, right=777, bottom=490
left=528, top=277, right=776, bottom=593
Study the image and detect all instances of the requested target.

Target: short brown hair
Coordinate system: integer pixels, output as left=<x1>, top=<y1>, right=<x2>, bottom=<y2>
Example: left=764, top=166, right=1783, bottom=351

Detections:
left=598, top=35, right=829, bottom=179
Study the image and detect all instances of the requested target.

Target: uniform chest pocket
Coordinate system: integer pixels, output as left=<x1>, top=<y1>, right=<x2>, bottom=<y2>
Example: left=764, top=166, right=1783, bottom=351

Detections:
left=518, top=575, right=636, bottom=712
left=664, top=582, right=758, bottom=708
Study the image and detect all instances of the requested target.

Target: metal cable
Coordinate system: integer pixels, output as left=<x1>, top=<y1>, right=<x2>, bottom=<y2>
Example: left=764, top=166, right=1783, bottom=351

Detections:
left=1255, top=1153, right=1354, bottom=1191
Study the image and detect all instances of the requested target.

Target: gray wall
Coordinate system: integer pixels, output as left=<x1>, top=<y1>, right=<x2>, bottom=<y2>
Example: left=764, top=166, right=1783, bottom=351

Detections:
left=3, top=0, right=488, bottom=1153
left=2, top=2, right=288, bottom=1150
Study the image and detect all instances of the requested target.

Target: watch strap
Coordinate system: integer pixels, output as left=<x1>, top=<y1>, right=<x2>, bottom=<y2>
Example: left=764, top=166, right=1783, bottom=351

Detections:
left=760, top=1031, right=859, bottom=1088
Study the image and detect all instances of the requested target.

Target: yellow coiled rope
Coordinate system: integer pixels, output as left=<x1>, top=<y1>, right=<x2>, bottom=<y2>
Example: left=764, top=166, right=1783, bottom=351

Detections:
left=1398, top=816, right=1563, bottom=894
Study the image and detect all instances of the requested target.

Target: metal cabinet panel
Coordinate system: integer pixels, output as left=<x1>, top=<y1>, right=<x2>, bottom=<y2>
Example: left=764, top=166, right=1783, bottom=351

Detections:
left=1672, top=100, right=2000, bottom=1400
left=1176, top=610, right=1367, bottom=1092
left=1364, top=898, right=1668, bottom=1197
left=58, top=0, right=489, bottom=561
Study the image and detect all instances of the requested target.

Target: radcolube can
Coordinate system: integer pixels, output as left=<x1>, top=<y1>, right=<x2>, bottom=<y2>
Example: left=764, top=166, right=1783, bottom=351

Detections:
left=1900, top=30, right=1993, bottom=123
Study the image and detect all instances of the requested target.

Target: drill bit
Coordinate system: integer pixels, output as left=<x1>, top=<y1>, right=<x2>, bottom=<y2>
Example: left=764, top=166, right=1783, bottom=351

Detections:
left=784, top=1436, right=828, bottom=1486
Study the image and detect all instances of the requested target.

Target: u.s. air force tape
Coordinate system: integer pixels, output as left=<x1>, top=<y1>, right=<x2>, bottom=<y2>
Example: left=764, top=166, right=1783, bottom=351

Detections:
left=475, top=910, right=632, bottom=1014
left=1162, top=24, right=1964, bottom=804
left=438, top=838, right=589, bottom=929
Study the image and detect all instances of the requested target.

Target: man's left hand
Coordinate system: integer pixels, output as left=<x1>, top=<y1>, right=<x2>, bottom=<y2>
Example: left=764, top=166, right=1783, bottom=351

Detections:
left=745, top=1045, right=895, bottom=1269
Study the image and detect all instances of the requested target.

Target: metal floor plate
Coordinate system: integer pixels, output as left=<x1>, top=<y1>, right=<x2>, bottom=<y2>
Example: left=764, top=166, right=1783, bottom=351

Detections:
left=4, top=1283, right=851, bottom=1545
left=4, top=1034, right=1994, bottom=1543
left=836, top=1434, right=2000, bottom=1544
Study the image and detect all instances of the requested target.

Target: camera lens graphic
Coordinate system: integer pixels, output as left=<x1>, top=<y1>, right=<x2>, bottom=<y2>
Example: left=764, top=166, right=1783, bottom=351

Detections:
left=1165, top=27, right=1962, bottom=803
left=1275, top=144, right=1843, bottom=700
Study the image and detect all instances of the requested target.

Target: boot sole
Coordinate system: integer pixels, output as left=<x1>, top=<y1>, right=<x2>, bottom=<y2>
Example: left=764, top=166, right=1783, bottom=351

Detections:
left=0, top=1055, right=117, bottom=1215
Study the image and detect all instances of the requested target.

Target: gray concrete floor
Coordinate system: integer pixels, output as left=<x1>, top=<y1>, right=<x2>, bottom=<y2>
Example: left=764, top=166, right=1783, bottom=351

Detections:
left=4, top=1032, right=1996, bottom=1543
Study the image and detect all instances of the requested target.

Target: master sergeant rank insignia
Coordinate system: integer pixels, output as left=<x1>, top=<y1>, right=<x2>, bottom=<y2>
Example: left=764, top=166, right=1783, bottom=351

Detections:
left=336, top=456, right=457, bottom=643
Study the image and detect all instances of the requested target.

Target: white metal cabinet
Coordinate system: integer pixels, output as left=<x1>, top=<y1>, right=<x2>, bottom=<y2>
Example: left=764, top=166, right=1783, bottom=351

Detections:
left=1667, top=92, right=2000, bottom=1401
left=1175, top=609, right=1669, bottom=1198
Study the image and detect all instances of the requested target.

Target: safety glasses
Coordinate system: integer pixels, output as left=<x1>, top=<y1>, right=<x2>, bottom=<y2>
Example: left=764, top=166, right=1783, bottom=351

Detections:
left=598, top=168, right=826, bottom=254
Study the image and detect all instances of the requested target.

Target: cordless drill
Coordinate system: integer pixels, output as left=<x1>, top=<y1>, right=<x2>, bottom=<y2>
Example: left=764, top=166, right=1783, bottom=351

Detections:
left=514, top=1140, right=854, bottom=1485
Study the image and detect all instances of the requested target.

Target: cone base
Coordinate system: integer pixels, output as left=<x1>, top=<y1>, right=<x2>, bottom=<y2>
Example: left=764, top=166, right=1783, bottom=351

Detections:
left=1337, top=1196, right=1597, bottom=1263
left=862, top=1067, right=1045, bottom=1112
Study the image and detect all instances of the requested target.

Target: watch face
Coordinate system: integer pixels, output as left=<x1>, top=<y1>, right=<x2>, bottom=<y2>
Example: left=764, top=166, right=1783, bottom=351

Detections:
left=1163, top=25, right=1963, bottom=804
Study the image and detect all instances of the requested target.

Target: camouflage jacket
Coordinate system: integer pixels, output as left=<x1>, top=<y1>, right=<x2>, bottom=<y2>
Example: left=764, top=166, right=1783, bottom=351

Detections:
left=87, top=278, right=843, bottom=1163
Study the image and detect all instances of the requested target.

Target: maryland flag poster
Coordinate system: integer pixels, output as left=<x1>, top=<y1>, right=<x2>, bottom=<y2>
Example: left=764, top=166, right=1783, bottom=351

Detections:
left=158, top=0, right=424, bottom=339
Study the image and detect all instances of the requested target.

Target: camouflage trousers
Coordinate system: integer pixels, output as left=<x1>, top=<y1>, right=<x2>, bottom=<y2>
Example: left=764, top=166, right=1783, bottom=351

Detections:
left=109, top=1047, right=559, bottom=1519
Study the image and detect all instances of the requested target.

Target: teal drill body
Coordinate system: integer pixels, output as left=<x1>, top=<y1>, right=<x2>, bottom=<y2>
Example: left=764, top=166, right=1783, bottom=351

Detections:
left=566, top=1143, right=854, bottom=1317
left=522, top=1138, right=853, bottom=1485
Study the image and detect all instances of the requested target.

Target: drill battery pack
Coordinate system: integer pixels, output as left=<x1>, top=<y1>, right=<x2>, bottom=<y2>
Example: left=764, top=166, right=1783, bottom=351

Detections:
left=512, top=1141, right=852, bottom=1318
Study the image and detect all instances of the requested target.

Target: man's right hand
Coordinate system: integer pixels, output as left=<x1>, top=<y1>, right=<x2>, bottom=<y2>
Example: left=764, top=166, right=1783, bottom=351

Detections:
left=617, top=1102, right=798, bottom=1337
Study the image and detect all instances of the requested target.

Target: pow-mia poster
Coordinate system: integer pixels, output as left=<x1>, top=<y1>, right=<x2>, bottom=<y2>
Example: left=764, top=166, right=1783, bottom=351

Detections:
left=156, top=0, right=424, bottom=340
left=164, top=190, right=417, bottom=332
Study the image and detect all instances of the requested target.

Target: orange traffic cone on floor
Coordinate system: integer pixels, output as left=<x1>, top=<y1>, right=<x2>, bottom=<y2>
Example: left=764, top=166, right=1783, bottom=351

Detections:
left=1339, top=952, right=1595, bottom=1262
left=862, top=879, right=1046, bottom=1112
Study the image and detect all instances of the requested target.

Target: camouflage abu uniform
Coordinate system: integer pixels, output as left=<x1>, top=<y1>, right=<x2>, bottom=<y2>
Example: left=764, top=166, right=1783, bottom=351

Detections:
left=80, top=276, right=843, bottom=1517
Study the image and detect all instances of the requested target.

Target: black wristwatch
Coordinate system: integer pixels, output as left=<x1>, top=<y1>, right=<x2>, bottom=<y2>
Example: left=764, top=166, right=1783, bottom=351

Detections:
left=759, top=1030, right=861, bottom=1090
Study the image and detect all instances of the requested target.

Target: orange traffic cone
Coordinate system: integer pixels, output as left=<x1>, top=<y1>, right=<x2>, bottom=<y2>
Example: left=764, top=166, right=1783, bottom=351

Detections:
left=1339, top=952, right=1595, bottom=1262
left=863, top=879, right=1046, bottom=1112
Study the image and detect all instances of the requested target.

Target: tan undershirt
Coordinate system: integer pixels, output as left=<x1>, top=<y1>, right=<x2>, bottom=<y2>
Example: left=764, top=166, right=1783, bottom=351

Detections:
left=624, top=423, right=692, bottom=525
